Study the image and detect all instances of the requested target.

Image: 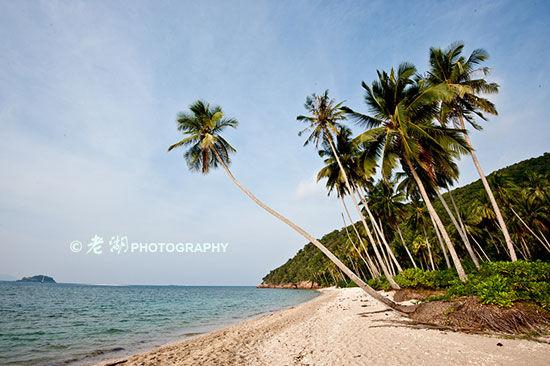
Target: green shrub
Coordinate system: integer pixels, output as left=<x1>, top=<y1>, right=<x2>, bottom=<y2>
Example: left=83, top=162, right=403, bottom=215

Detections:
left=367, top=277, right=391, bottom=291
left=474, top=275, right=515, bottom=307
left=478, top=260, right=550, bottom=282
left=394, top=268, right=458, bottom=289
left=363, top=261, right=550, bottom=310
left=515, top=281, right=550, bottom=309
left=439, top=261, right=550, bottom=309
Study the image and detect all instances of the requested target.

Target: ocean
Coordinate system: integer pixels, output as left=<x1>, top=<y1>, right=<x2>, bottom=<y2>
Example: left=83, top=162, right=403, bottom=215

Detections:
left=0, top=281, right=318, bottom=365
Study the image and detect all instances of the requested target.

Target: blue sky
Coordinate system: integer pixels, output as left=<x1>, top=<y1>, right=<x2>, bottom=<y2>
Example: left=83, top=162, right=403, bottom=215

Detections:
left=1, top=0, right=549, bottom=285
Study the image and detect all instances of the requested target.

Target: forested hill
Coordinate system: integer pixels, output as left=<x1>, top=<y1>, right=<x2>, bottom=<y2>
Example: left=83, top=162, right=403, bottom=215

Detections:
left=261, top=153, right=550, bottom=288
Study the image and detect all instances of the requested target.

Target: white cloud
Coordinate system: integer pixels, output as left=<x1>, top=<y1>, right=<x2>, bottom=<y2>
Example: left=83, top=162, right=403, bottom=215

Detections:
left=295, top=174, right=327, bottom=200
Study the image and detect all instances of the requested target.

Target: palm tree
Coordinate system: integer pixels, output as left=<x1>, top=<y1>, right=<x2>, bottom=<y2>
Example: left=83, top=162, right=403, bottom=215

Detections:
left=427, top=42, right=517, bottom=261
left=317, top=128, right=380, bottom=277
left=397, top=152, right=480, bottom=267
left=419, top=151, right=481, bottom=268
left=168, top=100, right=412, bottom=312
left=508, top=182, right=550, bottom=254
left=298, top=90, right=401, bottom=289
left=368, top=178, right=417, bottom=268
left=407, top=198, right=436, bottom=269
left=396, top=172, right=450, bottom=268
left=343, top=63, right=470, bottom=281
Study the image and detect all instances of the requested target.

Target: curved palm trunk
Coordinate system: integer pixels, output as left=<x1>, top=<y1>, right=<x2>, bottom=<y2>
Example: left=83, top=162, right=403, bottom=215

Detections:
left=447, top=187, right=479, bottom=261
left=340, top=211, right=376, bottom=278
left=339, top=200, right=379, bottom=277
left=212, top=149, right=412, bottom=312
left=378, top=217, right=403, bottom=272
left=435, top=189, right=480, bottom=268
left=326, top=135, right=400, bottom=289
left=378, top=232, right=395, bottom=276
left=510, top=207, right=550, bottom=252
left=350, top=190, right=394, bottom=281
left=344, top=227, right=375, bottom=279
left=429, top=214, right=451, bottom=269
left=421, top=225, right=435, bottom=270
left=357, top=189, right=403, bottom=272
left=340, top=197, right=380, bottom=275
left=397, top=227, right=417, bottom=268
left=459, top=115, right=517, bottom=261
left=472, top=236, right=491, bottom=262
left=405, top=157, right=467, bottom=281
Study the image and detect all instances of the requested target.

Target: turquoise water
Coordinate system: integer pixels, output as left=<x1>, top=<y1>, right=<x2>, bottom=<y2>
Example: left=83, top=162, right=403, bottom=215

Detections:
left=0, top=282, right=318, bottom=365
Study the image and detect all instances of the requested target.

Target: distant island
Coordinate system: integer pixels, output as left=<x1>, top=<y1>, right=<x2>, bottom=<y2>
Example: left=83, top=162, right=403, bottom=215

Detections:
left=17, top=275, right=56, bottom=283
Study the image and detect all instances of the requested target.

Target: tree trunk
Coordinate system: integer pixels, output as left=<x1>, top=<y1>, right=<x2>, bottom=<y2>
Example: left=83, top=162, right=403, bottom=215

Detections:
left=212, top=149, right=412, bottom=312
left=421, top=225, right=435, bottom=270
left=376, top=226, right=394, bottom=276
left=357, top=188, right=403, bottom=272
left=510, top=207, right=550, bottom=252
left=405, top=157, right=467, bottom=281
left=539, top=230, right=550, bottom=252
left=326, top=135, right=400, bottom=289
left=340, top=197, right=380, bottom=277
left=340, top=211, right=376, bottom=278
left=436, top=189, right=480, bottom=269
left=447, top=187, right=479, bottom=262
left=471, top=235, right=491, bottom=262
left=378, top=218, right=404, bottom=272
left=397, top=227, right=417, bottom=268
left=458, top=115, right=517, bottom=261
left=429, top=214, right=451, bottom=269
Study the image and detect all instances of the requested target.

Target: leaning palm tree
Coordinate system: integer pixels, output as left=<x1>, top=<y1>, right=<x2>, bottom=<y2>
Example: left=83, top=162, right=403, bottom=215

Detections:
left=401, top=149, right=481, bottom=268
left=298, top=90, right=400, bottom=289
left=168, top=100, right=412, bottom=312
left=407, top=198, right=436, bottom=270
left=428, top=42, right=517, bottom=261
left=316, top=128, right=380, bottom=277
left=343, top=63, right=470, bottom=281
left=397, top=172, right=452, bottom=268
left=368, top=178, right=417, bottom=268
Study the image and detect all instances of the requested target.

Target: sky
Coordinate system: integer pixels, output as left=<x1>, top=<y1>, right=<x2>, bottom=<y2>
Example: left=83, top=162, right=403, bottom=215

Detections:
left=0, top=0, right=549, bottom=285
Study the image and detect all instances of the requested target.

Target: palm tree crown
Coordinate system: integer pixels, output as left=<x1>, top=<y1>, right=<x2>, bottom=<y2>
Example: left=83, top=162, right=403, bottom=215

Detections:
left=367, top=178, right=406, bottom=229
left=343, top=63, right=468, bottom=180
left=168, top=100, right=238, bottom=174
left=427, top=42, right=499, bottom=129
left=317, top=127, right=373, bottom=197
left=297, top=90, right=346, bottom=147
left=343, top=62, right=471, bottom=281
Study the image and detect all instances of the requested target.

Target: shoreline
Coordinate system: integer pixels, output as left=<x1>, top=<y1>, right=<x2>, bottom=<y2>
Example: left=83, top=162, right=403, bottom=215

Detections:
left=87, top=289, right=322, bottom=366
left=97, top=288, right=550, bottom=365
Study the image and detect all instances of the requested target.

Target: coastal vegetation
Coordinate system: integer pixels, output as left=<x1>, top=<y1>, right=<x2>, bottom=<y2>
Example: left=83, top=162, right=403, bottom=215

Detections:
left=262, top=153, right=549, bottom=289
left=170, top=42, right=549, bottom=317
left=261, top=152, right=550, bottom=331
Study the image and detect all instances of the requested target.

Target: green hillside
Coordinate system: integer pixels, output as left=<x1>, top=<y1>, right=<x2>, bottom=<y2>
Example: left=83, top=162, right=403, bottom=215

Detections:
left=262, top=153, right=550, bottom=287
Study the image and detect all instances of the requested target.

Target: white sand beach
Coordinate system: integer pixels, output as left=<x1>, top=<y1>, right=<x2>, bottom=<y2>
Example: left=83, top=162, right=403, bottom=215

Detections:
left=98, top=288, right=550, bottom=366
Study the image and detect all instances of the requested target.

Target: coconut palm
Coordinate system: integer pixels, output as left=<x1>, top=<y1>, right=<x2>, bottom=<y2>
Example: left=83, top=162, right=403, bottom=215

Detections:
left=397, top=138, right=480, bottom=268
left=169, top=100, right=412, bottom=312
left=427, top=42, right=517, bottom=261
left=343, top=63, right=470, bottom=281
left=397, top=173, right=452, bottom=268
left=298, top=90, right=401, bottom=289
left=316, top=127, right=370, bottom=196
left=317, top=128, right=380, bottom=277
left=509, top=185, right=550, bottom=255
left=407, top=198, right=436, bottom=269
left=368, top=178, right=417, bottom=268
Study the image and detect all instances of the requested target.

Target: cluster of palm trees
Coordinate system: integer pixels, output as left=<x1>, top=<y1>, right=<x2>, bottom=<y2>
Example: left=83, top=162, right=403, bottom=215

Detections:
left=168, top=42, right=547, bottom=312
